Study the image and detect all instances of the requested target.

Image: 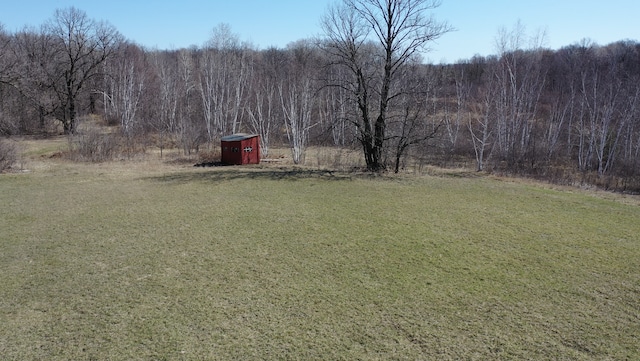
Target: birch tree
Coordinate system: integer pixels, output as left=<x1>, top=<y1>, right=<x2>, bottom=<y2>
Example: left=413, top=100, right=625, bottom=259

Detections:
left=279, top=42, right=317, bottom=164
left=492, top=22, right=547, bottom=169
left=318, top=64, right=352, bottom=146
left=576, top=45, right=639, bottom=175
left=199, top=24, right=250, bottom=140
left=176, top=48, right=202, bottom=154
left=467, top=69, right=497, bottom=172
left=246, top=48, right=283, bottom=157
left=104, top=43, right=146, bottom=137
left=147, top=50, right=179, bottom=157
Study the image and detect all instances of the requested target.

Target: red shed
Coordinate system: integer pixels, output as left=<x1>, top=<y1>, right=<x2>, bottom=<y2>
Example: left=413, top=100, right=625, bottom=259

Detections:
left=220, top=133, right=260, bottom=165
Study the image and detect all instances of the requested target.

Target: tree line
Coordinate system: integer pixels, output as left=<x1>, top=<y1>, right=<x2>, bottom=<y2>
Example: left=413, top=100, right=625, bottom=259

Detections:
left=1, top=2, right=639, bottom=191
left=451, top=35, right=640, bottom=190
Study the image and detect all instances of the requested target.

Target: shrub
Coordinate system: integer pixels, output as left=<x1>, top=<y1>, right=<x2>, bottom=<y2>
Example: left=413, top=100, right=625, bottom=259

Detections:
left=197, top=148, right=221, bottom=164
left=70, top=129, right=120, bottom=162
left=0, top=138, right=18, bottom=172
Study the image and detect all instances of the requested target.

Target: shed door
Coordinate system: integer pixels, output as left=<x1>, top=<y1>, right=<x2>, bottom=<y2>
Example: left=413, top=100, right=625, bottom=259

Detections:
left=242, top=143, right=254, bottom=164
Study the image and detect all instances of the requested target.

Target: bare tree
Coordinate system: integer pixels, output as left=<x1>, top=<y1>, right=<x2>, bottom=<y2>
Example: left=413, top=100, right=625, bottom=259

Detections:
left=543, top=80, right=574, bottom=164
left=247, top=48, right=283, bottom=157
left=467, top=69, right=496, bottom=172
left=445, top=64, right=471, bottom=153
left=6, top=28, right=60, bottom=132
left=321, top=79, right=351, bottom=146
left=199, top=24, right=251, bottom=141
left=0, top=24, right=18, bottom=134
left=322, top=0, right=451, bottom=171
left=103, top=43, right=146, bottom=137
left=43, top=7, right=122, bottom=134
left=317, top=62, right=355, bottom=147
left=388, top=63, right=441, bottom=173
left=176, top=48, right=203, bottom=155
left=492, top=22, right=547, bottom=170
left=279, top=41, right=317, bottom=164
left=146, top=50, right=179, bottom=157
left=0, top=24, right=15, bottom=85
left=575, top=44, right=639, bottom=176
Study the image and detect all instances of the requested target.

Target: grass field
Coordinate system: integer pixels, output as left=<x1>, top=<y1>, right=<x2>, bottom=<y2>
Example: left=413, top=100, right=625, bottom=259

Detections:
left=1, top=145, right=639, bottom=360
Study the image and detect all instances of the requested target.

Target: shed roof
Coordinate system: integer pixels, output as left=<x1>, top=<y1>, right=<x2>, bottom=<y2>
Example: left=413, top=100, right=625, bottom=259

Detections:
left=221, top=133, right=259, bottom=142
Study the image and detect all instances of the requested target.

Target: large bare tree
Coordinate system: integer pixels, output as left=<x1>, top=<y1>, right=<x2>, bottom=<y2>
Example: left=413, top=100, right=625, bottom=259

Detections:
left=44, top=7, right=121, bottom=134
left=322, top=0, right=451, bottom=171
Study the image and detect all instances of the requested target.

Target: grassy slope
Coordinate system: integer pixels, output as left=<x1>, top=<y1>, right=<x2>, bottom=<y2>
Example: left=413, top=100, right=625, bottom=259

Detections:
left=1, top=161, right=639, bottom=360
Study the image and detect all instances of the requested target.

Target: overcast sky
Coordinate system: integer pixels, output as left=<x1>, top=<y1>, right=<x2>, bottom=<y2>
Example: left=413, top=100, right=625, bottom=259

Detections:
left=2, top=0, right=639, bottom=63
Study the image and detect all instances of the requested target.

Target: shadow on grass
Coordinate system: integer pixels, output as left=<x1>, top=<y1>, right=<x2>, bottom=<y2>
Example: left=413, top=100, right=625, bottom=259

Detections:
left=145, top=166, right=357, bottom=184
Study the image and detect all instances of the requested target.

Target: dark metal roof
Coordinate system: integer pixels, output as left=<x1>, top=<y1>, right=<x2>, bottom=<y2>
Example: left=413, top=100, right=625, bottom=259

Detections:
left=220, top=133, right=259, bottom=142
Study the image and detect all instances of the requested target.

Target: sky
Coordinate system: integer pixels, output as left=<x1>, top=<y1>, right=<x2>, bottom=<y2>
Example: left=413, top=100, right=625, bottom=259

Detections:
left=1, top=0, right=639, bottom=64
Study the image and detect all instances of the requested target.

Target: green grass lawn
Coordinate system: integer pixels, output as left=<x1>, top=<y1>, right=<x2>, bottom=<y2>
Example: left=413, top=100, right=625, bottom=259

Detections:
left=1, top=161, right=639, bottom=360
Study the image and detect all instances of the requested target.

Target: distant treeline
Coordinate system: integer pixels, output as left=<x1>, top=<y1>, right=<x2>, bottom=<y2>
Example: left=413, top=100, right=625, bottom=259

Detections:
left=1, top=9, right=639, bottom=191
